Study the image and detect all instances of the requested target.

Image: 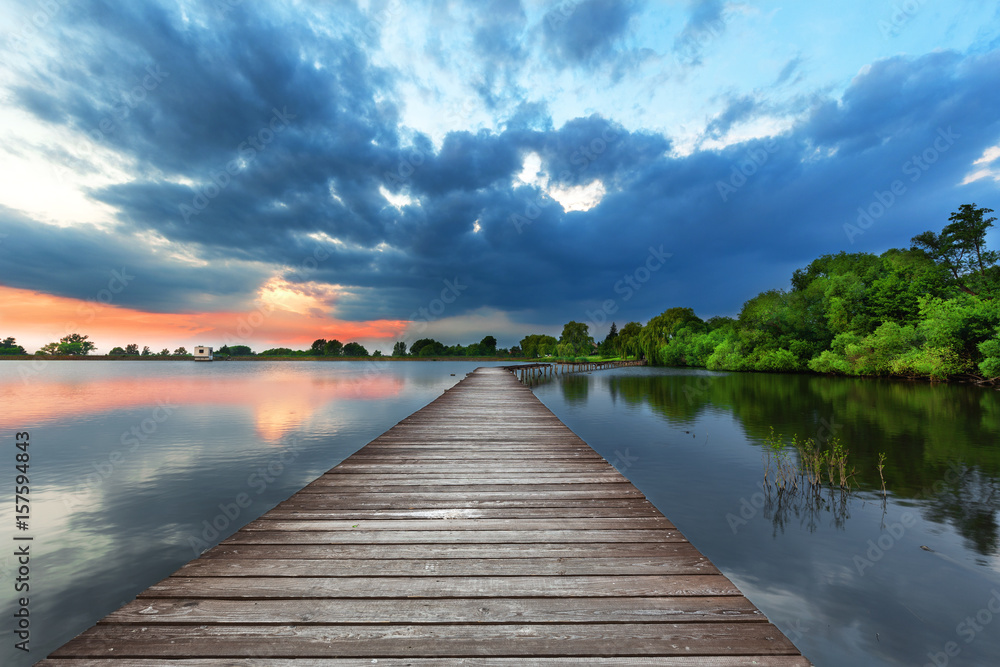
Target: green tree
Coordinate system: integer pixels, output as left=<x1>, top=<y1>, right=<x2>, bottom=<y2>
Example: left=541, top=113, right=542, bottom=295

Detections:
left=411, top=338, right=445, bottom=357
left=479, top=336, right=497, bottom=355
left=324, top=339, right=343, bottom=356
left=36, top=342, right=60, bottom=355
left=343, top=341, right=369, bottom=357
left=125, top=343, right=139, bottom=355
left=173, top=347, right=189, bottom=356
left=638, top=308, right=706, bottom=364
left=559, top=321, right=594, bottom=356
left=600, top=322, right=619, bottom=356
left=57, top=333, right=96, bottom=355
left=310, top=339, right=328, bottom=355
left=392, top=341, right=407, bottom=357
left=912, top=204, right=998, bottom=295
left=616, top=322, right=643, bottom=358
left=109, top=346, right=126, bottom=355
left=141, top=346, right=152, bottom=356
left=158, top=348, right=171, bottom=356
left=0, top=337, right=25, bottom=355
left=519, top=334, right=558, bottom=358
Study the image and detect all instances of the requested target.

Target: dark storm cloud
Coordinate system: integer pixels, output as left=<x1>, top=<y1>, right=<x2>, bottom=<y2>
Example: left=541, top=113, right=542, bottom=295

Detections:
left=704, top=95, right=762, bottom=140
left=673, top=0, right=727, bottom=66
left=0, top=206, right=270, bottom=312
left=5, top=0, right=1000, bottom=332
left=542, top=0, right=640, bottom=67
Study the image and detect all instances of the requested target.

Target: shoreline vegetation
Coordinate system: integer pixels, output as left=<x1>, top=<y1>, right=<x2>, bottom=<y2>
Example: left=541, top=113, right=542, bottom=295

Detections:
left=4, top=205, right=997, bottom=385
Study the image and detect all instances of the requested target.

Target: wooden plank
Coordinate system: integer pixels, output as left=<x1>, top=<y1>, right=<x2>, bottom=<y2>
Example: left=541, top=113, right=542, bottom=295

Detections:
left=201, top=542, right=717, bottom=561
left=140, top=575, right=740, bottom=598
left=45, top=367, right=808, bottom=663
left=51, top=623, right=801, bottom=658
left=39, top=658, right=811, bottom=666
left=315, top=473, right=627, bottom=483
left=241, top=518, right=674, bottom=531
left=176, top=554, right=716, bottom=577
left=262, top=507, right=664, bottom=519
left=273, top=498, right=658, bottom=511
left=292, top=489, right=647, bottom=498
left=220, top=529, right=684, bottom=544
left=102, top=596, right=758, bottom=624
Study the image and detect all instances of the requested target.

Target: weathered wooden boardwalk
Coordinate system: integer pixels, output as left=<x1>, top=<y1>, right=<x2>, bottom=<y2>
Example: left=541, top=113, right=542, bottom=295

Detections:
left=40, top=367, right=809, bottom=665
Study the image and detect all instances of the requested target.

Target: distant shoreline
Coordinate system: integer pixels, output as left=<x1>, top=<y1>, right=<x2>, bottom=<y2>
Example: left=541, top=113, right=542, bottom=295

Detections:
left=0, top=355, right=525, bottom=362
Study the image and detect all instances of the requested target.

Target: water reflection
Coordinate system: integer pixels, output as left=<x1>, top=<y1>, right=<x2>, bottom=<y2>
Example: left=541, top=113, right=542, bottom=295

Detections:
left=591, top=370, right=1000, bottom=556
left=532, top=367, right=1000, bottom=666
left=0, top=360, right=510, bottom=666
left=0, top=363, right=405, bottom=442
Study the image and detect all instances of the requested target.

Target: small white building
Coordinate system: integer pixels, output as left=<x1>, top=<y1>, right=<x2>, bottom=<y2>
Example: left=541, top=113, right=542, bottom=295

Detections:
left=193, top=345, right=213, bottom=361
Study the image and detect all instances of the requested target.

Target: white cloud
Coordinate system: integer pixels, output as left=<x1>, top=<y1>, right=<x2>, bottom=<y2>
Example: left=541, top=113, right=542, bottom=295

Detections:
left=549, top=179, right=607, bottom=213
left=961, top=144, right=1000, bottom=185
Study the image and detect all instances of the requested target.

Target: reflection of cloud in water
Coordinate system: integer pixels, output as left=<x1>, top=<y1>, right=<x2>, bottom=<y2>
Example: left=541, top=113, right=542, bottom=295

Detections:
left=0, top=369, right=404, bottom=441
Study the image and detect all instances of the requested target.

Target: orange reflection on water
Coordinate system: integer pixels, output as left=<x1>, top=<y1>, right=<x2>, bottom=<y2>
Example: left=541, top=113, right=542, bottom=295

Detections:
left=0, top=368, right=404, bottom=441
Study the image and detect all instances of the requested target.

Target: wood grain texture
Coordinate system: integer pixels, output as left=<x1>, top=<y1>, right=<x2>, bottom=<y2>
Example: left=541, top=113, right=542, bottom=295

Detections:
left=42, top=367, right=810, bottom=665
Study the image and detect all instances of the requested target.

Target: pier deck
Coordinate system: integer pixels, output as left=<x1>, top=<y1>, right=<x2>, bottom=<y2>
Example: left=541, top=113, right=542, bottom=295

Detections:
left=40, top=367, right=809, bottom=665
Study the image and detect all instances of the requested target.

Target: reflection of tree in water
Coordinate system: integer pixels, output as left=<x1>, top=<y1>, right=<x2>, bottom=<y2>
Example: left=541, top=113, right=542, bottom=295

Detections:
left=560, top=374, right=589, bottom=404
left=765, top=487, right=853, bottom=537
left=923, top=465, right=999, bottom=557
left=607, top=370, right=1000, bottom=556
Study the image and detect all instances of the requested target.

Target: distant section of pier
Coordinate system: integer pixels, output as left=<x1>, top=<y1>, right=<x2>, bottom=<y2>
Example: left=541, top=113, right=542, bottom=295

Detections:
left=40, top=367, right=809, bottom=665
left=505, top=358, right=646, bottom=383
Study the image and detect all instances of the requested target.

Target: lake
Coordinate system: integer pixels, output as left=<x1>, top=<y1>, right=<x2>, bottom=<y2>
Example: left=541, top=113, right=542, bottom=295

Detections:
left=2, top=360, right=998, bottom=665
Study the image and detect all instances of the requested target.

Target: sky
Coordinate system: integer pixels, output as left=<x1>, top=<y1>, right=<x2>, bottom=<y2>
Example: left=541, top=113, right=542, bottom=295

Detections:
left=1, top=0, right=999, bottom=354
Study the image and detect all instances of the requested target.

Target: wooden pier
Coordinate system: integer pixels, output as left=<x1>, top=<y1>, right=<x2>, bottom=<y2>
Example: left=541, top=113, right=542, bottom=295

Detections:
left=40, top=367, right=809, bottom=665
left=506, top=358, right=646, bottom=384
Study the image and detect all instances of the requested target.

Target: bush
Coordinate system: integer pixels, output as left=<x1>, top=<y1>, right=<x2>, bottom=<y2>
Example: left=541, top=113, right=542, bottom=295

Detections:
left=978, top=338, right=1000, bottom=378
left=808, top=350, right=851, bottom=374
left=754, top=348, right=801, bottom=372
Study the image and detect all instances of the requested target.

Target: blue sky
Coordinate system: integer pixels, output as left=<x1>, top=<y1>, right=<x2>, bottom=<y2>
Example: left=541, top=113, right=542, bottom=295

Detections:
left=1, top=0, right=999, bottom=352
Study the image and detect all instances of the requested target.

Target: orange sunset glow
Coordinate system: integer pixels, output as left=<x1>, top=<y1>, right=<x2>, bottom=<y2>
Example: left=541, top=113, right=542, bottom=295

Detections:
left=0, top=284, right=409, bottom=354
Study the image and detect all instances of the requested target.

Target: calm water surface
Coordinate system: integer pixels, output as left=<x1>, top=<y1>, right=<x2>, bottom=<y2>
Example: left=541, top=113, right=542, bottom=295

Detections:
left=532, top=367, right=1000, bottom=667
left=0, top=359, right=508, bottom=664
left=2, top=361, right=998, bottom=666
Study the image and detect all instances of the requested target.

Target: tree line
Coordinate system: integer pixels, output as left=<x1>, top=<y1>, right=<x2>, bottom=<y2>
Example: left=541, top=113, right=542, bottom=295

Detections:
left=621, top=204, right=999, bottom=382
